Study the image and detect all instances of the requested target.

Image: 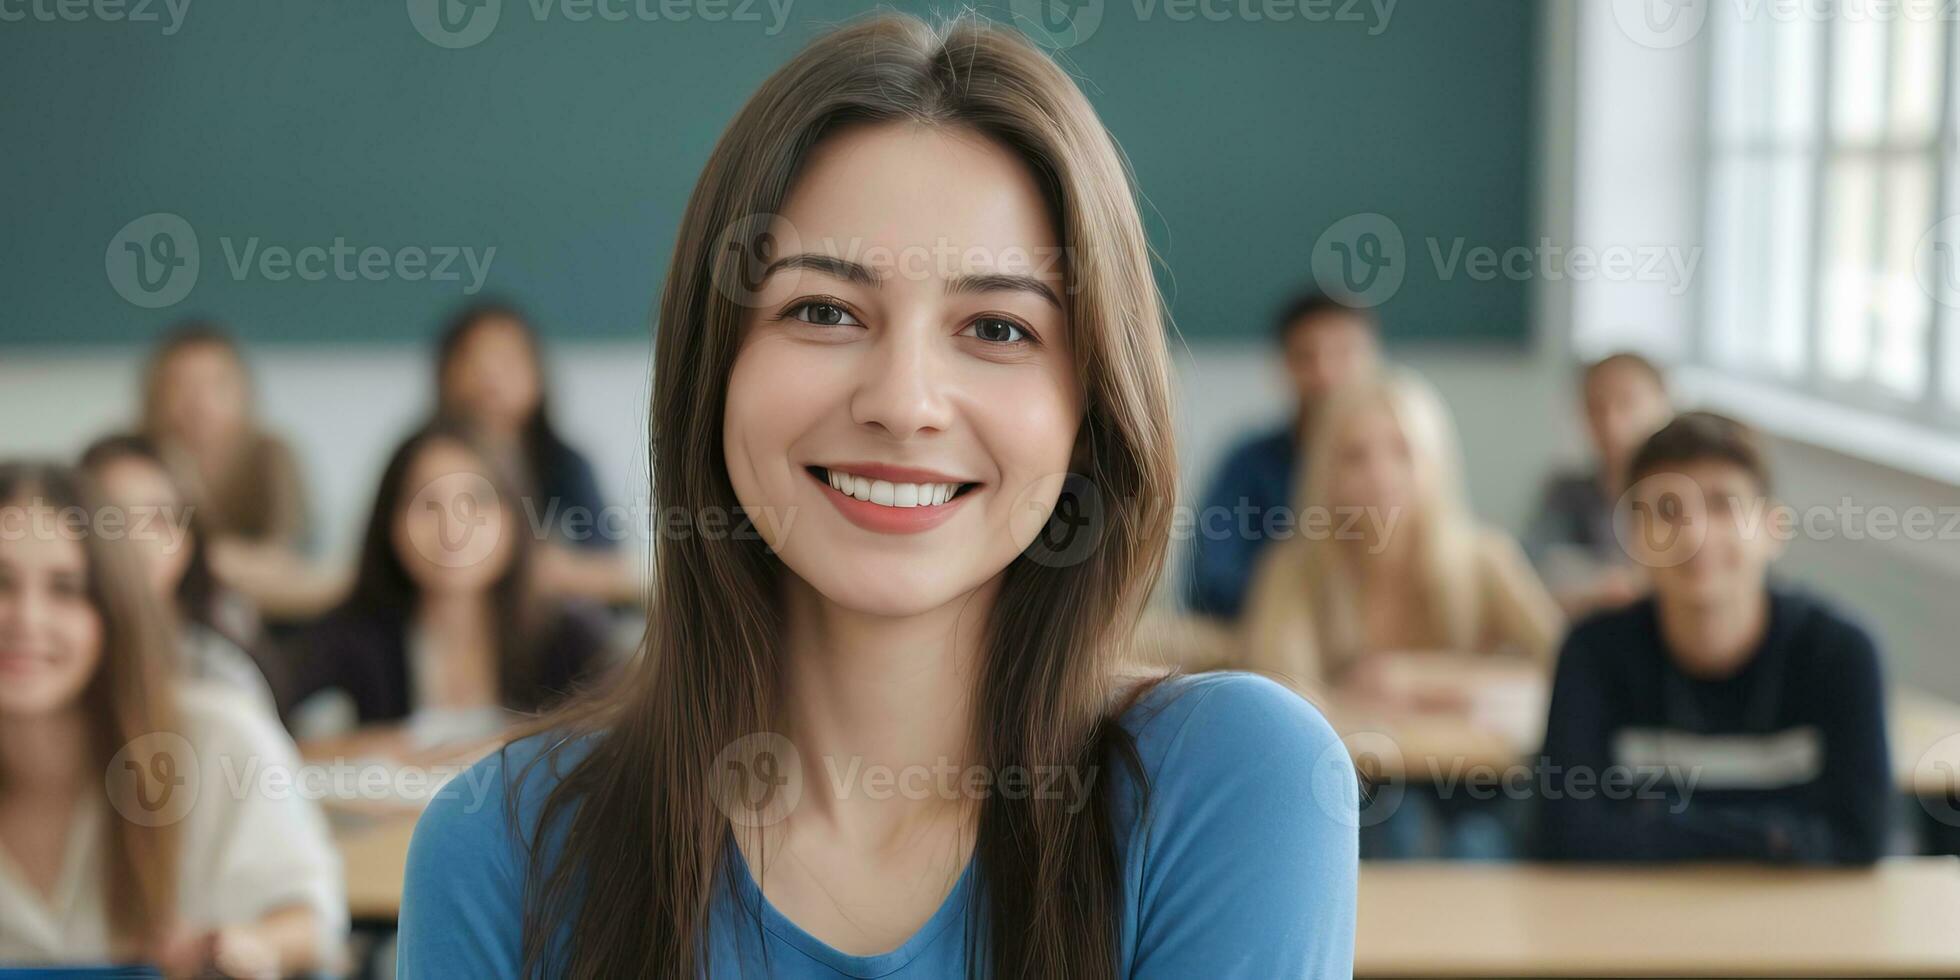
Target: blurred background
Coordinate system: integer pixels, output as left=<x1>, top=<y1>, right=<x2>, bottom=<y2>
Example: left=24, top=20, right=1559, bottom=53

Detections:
left=7, top=0, right=1960, bottom=974
left=6, top=0, right=1955, bottom=691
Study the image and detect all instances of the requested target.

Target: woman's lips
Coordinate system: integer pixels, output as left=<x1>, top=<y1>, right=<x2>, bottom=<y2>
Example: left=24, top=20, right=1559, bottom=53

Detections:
left=808, top=466, right=978, bottom=534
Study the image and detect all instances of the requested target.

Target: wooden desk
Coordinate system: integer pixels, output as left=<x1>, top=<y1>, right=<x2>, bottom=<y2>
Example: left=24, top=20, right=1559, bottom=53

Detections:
left=1329, top=687, right=1960, bottom=794
left=1357, top=858, right=1960, bottom=978
left=337, top=814, right=420, bottom=923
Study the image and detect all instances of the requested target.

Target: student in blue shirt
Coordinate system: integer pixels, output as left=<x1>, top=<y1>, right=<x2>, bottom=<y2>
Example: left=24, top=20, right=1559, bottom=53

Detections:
left=1182, top=292, right=1380, bottom=620
left=1536, top=412, right=1891, bottom=863
left=398, top=13, right=1357, bottom=979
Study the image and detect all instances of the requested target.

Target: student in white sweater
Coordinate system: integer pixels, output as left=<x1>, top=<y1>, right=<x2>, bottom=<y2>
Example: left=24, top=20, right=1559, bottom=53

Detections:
left=0, top=463, right=344, bottom=975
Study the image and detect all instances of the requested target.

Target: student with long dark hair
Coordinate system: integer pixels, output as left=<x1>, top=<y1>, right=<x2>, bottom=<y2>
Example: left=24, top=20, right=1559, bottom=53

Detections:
left=433, top=302, right=639, bottom=604
left=0, top=463, right=343, bottom=973
left=282, top=422, right=613, bottom=753
left=78, top=434, right=282, bottom=716
left=400, top=14, right=1356, bottom=978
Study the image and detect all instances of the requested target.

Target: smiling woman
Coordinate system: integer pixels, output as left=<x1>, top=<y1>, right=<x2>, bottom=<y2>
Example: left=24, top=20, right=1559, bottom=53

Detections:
left=398, top=12, right=1357, bottom=979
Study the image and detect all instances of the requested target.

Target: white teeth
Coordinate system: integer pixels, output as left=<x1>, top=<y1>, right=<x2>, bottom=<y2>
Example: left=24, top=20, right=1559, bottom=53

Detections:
left=821, top=469, right=964, bottom=509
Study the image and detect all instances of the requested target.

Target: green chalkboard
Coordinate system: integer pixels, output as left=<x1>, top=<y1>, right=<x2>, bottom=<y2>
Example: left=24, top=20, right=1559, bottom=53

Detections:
left=0, top=0, right=1537, bottom=346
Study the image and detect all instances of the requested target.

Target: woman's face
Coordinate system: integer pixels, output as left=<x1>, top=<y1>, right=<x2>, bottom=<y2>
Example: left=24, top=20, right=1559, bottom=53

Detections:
left=392, top=438, right=516, bottom=596
left=0, top=501, right=105, bottom=719
left=1327, top=402, right=1417, bottom=516
left=155, top=342, right=250, bottom=450
left=723, top=122, right=1082, bottom=618
left=443, top=318, right=543, bottom=436
left=90, top=456, right=194, bottom=603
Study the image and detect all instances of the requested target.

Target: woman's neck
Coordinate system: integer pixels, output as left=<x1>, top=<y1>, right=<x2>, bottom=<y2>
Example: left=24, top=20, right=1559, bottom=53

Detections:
left=0, top=707, right=90, bottom=796
left=775, top=573, right=997, bottom=846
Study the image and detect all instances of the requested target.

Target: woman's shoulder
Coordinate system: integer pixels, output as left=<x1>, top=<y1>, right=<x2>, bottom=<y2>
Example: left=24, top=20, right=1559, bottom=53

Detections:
left=409, top=730, right=597, bottom=879
left=1113, top=670, right=1351, bottom=804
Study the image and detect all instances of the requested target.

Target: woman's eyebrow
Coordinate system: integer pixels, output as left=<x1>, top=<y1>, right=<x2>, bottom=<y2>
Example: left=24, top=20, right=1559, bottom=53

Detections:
left=949, top=273, right=1061, bottom=310
left=763, top=253, right=878, bottom=286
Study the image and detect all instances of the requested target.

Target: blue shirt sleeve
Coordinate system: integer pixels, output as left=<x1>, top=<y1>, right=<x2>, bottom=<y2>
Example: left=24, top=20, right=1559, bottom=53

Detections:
left=397, top=747, right=530, bottom=979
left=1123, top=672, right=1358, bottom=978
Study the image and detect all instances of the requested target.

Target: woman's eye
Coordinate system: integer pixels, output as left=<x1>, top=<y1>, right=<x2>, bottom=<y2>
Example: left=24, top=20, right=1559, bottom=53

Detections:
left=786, top=301, right=860, bottom=327
left=964, top=317, right=1029, bottom=345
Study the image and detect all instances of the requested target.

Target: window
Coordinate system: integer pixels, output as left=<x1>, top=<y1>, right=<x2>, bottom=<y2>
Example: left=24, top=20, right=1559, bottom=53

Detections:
left=1700, top=3, right=1957, bottom=420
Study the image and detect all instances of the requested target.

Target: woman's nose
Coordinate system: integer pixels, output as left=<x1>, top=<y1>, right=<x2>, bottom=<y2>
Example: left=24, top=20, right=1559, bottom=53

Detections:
left=850, top=318, right=954, bottom=440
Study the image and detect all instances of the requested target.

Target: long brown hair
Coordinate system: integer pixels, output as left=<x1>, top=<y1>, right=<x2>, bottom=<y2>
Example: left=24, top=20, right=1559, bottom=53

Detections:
left=519, top=13, right=1177, bottom=978
left=0, top=463, right=183, bottom=952
left=340, top=421, right=553, bottom=710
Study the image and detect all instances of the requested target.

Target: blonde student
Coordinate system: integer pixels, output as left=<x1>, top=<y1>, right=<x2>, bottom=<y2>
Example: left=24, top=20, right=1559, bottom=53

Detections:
left=1242, top=369, right=1564, bottom=706
left=0, top=463, right=344, bottom=974
left=399, top=14, right=1356, bottom=978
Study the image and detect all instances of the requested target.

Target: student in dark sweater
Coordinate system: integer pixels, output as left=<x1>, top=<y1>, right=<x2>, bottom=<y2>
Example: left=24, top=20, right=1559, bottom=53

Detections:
left=1536, top=412, right=1891, bottom=863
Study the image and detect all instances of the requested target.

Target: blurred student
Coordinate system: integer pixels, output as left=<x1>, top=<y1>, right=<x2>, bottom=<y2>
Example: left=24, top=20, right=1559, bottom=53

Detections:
left=282, top=422, right=614, bottom=756
left=141, top=322, right=341, bottom=620
left=1524, top=351, right=1673, bottom=617
left=1241, top=371, right=1563, bottom=857
left=1537, top=413, right=1890, bottom=863
left=434, top=302, right=639, bottom=604
left=79, top=434, right=281, bottom=717
left=1242, top=370, right=1563, bottom=700
left=1182, top=291, right=1380, bottom=621
left=0, top=463, right=343, bottom=974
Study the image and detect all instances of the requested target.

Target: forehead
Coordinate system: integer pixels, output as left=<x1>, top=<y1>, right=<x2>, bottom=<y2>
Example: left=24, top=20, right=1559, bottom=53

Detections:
left=1633, top=458, right=1763, bottom=498
left=0, top=505, right=89, bottom=573
left=775, top=122, right=1061, bottom=277
left=1587, top=361, right=1662, bottom=399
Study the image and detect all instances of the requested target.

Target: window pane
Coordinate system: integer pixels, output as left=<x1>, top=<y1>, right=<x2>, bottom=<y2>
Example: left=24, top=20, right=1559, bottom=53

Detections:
left=1705, top=156, right=1752, bottom=370
left=1873, top=159, right=1934, bottom=397
left=1764, top=153, right=1813, bottom=378
left=1888, top=12, right=1944, bottom=143
left=1820, top=159, right=1879, bottom=383
left=1770, top=14, right=1823, bottom=142
left=1831, top=15, right=1888, bottom=144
